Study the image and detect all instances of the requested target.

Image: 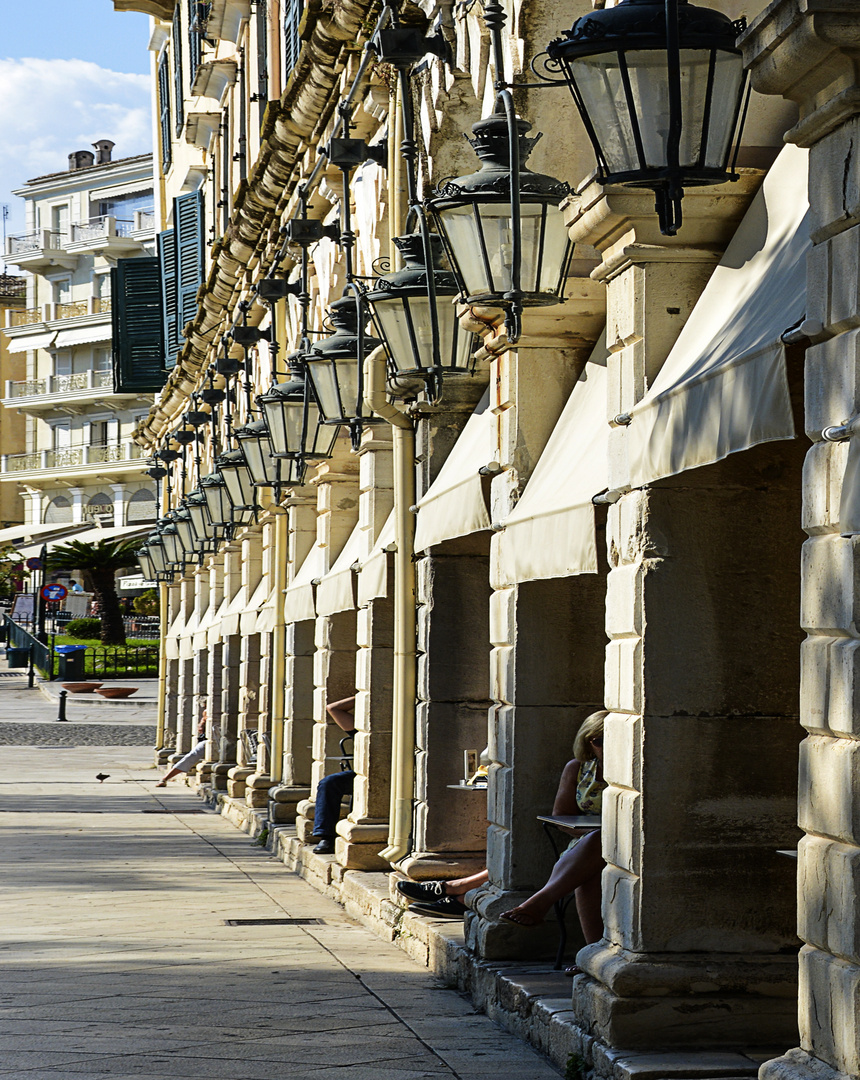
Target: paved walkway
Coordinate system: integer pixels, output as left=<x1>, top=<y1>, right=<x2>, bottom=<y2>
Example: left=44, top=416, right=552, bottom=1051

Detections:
left=0, top=694, right=561, bottom=1079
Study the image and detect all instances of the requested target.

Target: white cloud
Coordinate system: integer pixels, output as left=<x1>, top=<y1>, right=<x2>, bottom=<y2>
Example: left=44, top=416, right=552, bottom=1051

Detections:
left=0, top=58, right=152, bottom=237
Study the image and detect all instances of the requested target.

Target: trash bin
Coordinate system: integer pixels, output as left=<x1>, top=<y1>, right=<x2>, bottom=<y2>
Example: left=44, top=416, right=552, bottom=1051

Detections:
left=55, top=644, right=87, bottom=681
left=6, top=646, right=30, bottom=668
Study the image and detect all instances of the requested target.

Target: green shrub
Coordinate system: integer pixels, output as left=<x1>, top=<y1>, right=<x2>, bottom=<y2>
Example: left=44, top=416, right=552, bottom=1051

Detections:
left=65, top=617, right=102, bottom=640
left=132, top=589, right=159, bottom=616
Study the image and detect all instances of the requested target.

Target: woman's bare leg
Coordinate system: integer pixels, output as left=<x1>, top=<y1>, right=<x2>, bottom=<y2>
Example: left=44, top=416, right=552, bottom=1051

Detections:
left=500, top=830, right=604, bottom=927
left=443, top=869, right=489, bottom=896
left=574, top=873, right=603, bottom=944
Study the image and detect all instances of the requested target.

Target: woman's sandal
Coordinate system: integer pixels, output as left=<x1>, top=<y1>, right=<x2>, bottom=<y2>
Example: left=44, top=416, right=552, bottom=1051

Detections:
left=499, top=910, right=544, bottom=928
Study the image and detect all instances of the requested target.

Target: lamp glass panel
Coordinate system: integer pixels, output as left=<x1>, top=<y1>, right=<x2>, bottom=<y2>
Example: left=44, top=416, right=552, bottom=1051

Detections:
left=187, top=501, right=213, bottom=540
left=567, top=53, right=643, bottom=172
left=375, top=295, right=472, bottom=373
left=261, top=397, right=305, bottom=457
left=307, top=419, right=339, bottom=459
left=702, top=51, right=744, bottom=167
left=175, top=516, right=196, bottom=554
left=138, top=550, right=156, bottom=580
left=162, top=530, right=182, bottom=565
left=307, top=357, right=359, bottom=422
left=202, top=482, right=231, bottom=525
left=148, top=543, right=167, bottom=574
left=237, top=435, right=274, bottom=486
left=220, top=463, right=256, bottom=508
left=439, top=202, right=568, bottom=299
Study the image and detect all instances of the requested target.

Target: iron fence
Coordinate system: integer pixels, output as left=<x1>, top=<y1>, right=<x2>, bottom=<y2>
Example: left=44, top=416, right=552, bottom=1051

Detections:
left=3, top=616, right=159, bottom=679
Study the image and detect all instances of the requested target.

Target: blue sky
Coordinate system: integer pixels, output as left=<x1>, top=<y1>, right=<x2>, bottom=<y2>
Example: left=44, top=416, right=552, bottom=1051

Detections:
left=1, top=3, right=153, bottom=244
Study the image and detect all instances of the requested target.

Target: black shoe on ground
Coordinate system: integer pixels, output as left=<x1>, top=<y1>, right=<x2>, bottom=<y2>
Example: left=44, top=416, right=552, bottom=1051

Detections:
left=312, top=837, right=335, bottom=854
left=407, top=896, right=468, bottom=919
left=396, top=878, right=448, bottom=903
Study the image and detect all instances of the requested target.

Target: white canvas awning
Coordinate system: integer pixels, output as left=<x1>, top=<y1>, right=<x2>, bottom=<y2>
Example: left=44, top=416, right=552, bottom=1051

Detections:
left=255, top=584, right=281, bottom=634
left=207, top=592, right=232, bottom=647
left=194, top=592, right=223, bottom=649
left=219, top=581, right=252, bottom=638
left=316, top=523, right=364, bottom=617
left=624, top=143, right=809, bottom=490
left=0, top=521, right=91, bottom=548
left=58, top=524, right=152, bottom=545
left=53, top=324, right=112, bottom=349
left=413, top=387, right=495, bottom=551
left=5, top=331, right=56, bottom=354
left=358, top=511, right=395, bottom=607
left=498, top=335, right=609, bottom=584
left=239, top=577, right=268, bottom=634
left=178, top=604, right=203, bottom=659
left=284, top=544, right=326, bottom=623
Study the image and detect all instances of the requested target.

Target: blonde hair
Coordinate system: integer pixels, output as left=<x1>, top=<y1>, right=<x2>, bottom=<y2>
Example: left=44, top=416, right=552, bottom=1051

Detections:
left=573, top=710, right=609, bottom=762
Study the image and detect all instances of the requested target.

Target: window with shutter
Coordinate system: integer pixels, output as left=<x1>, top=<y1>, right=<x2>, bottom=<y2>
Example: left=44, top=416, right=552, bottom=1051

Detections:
left=173, top=4, right=185, bottom=136
left=174, top=190, right=204, bottom=348
left=283, top=0, right=303, bottom=78
left=256, top=0, right=268, bottom=127
left=157, top=51, right=172, bottom=173
left=158, top=229, right=179, bottom=369
left=188, top=0, right=202, bottom=85
left=111, top=258, right=166, bottom=393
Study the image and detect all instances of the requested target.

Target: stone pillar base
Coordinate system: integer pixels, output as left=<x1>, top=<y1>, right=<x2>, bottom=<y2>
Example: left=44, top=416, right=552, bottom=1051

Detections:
left=759, top=1049, right=839, bottom=1080
left=461, top=884, right=580, bottom=961
left=589, top=1044, right=762, bottom=1080
left=244, top=772, right=271, bottom=808
left=336, top=820, right=390, bottom=870
left=195, top=760, right=215, bottom=785
left=295, top=798, right=315, bottom=842
left=268, top=784, right=309, bottom=823
left=210, top=762, right=232, bottom=791
left=399, top=850, right=487, bottom=881
left=167, top=752, right=182, bottom=766
left=155, top=747, right=173, bottom=767
left=575, top=942, right=799, bottom=1050
left=227, top=765, right=254, bottom=799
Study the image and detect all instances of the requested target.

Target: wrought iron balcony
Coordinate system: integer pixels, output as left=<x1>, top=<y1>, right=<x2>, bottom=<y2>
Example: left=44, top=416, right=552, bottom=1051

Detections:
left=3, top=369, right=117, bottom=409
left=1, top=441, right=144, bottom=476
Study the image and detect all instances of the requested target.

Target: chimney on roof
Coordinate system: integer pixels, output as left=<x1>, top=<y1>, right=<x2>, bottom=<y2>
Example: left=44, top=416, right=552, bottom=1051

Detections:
left=93, top=140, right=115, bottom=165
left=68, top=150, right=95, bottom=171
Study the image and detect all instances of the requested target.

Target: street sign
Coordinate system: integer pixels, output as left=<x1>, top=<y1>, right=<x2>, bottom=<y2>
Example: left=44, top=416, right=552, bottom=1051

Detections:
left=25, top=558, right=42, bottom=570
left=40, top=583, right=68, bottom=602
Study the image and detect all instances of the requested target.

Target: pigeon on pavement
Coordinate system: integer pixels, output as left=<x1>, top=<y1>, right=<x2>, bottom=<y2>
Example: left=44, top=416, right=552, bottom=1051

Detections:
left=96, top=773, right=110, bottom=783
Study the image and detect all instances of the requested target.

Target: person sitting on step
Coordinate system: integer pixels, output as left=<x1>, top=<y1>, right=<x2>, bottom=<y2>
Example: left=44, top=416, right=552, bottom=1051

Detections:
left=311, top=696, right=357, bottom=855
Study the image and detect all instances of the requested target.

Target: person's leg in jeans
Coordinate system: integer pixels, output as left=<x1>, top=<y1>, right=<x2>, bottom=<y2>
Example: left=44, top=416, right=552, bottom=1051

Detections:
left=312, top=770, right=355, bottom=852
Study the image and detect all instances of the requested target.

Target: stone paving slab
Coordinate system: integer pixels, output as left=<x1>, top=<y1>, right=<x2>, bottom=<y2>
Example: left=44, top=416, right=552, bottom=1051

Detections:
left=0, top=743, right=561, bottom=1079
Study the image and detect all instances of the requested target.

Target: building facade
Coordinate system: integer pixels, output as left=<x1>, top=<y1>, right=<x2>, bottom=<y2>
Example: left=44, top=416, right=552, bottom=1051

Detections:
left=1, top=145, right=160, bottom=531
left=0, top=275, right=28, bottom=527
left=114, top=0, right=860, bottom=1078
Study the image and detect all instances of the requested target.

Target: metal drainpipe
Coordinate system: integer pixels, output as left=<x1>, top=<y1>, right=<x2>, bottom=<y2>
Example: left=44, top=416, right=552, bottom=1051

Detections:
left=364, top=347, right=416, bottom=864
left=155, top=582, right=168, bottom=752
left=267, top=506, right=288, bottom=783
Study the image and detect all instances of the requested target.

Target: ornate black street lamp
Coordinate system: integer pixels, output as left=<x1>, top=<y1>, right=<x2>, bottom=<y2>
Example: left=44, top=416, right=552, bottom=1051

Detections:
left=304, top=294, right=381, bottom=447
left=427, top=106, right=573, bottom=343
left=214, top=448, right=257, bottom=511
left=364, top=233, right=476, bottom=384
left=233, top=419, right=310, bottom=489
left=544, top=0, right=749, bottom=235
left=199, top=473, right=234, bottom=533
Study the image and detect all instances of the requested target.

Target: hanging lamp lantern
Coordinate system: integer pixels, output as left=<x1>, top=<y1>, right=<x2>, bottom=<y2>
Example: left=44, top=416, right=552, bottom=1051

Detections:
left=426, top=108, right=573, bottom=333
left=215, top=449, right=257, bottom=511
left=173, top=508, right=200, bottom=563
left=257, top=364, right=309, bottom=459
left=159, top=521, right=184, bottom=570
left=304, top=295, right=381, bottom=434
left=136, top=544, right=157, bottom=582
left=199, top=473, right=233, bottom=532
left=185, top=489, right=217, bottom=545
left=544, top=0, right=748, bottom=235
left=145, top=533, right=170, bottom=580
left=364, top=233, right=476, bottom=379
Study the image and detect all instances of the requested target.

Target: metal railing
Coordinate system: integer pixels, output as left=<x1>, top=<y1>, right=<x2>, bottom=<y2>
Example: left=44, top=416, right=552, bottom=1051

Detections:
left=6, top=369, right=113, bottom=399
left=5, top=615, right=159, bottom=679
left=0, top=277, right=27, bottom=299
left=94, top=296, right=111, bottom=313
left=8, top=231, right=63, bottom=254
left=5, top=618, right=52, bottom=677
left=136, top=212, right=155, bottom=232
left=56, top=300, right=89, bottom=319
left=70, top=217, right=135, bottom=243
left=3, top=442, right=143, bottom=472
left=10, top=307, right=40, bottom=327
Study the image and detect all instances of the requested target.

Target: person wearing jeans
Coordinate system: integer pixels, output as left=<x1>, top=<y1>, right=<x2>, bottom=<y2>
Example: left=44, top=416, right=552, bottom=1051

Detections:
left=311, top=696, right=356, bottom=855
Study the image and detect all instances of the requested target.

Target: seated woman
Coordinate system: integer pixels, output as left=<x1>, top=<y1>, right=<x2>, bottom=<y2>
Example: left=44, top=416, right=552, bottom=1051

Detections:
left=499, top=710, right=608, bottom=956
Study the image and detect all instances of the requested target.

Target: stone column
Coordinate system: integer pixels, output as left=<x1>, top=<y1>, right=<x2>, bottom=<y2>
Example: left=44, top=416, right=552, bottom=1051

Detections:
left=226, top=528, right=262, bottom=800
left=245, top=517, right=276, bottom=808
left=68, top=487, right=85, bottom=524
left=559, top=180, right=804, bottom=1064
left=210, top=541, right=241, bottom=790
left=269, top=488, right=318, bottom=824
left=468, top=296, right=606, bottom=959
left=741, top=8, right=860, bottom=1080
left=295, top=447, right=360, bottom=847
left=109, top=482, right=127, bottom=527
left=338, top=425, right=393, bottom=868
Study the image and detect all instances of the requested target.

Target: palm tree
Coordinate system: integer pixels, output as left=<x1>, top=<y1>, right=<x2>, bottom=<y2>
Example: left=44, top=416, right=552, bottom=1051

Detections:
left=47, top=539, right=141, bottom=645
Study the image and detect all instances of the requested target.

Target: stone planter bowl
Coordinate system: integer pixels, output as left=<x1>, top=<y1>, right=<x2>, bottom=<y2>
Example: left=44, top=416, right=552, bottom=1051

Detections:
left=95, top=687, right=139, bottom=699
left=62, top=682, right=103, bottom=693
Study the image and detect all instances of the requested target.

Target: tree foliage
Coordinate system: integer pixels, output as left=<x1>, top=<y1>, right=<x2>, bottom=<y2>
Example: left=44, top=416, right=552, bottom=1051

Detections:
left=46, top=539, right=140, bottom=645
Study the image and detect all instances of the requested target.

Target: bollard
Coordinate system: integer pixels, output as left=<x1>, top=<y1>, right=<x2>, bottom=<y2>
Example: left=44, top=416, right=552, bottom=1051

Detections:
left=27, top=646, right=35, bottom=689
left=57, top=689, right=68, bottom=722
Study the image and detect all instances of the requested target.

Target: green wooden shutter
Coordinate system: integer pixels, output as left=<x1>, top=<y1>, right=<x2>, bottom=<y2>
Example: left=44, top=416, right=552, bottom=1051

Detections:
left=283, top=0, right=303, bottom=77
left=256, top=0, right=269, bottom=127
left=111, top=258, right=166, bottom=393
left=174, top=189, right=204, bottom=345
left=158, top=228, right=179, bottom=370
left=188, top=0, right=202, bottom=85
left=157, top=51, right=172, bottom=172
left=173, top=4, right=184, bottom=135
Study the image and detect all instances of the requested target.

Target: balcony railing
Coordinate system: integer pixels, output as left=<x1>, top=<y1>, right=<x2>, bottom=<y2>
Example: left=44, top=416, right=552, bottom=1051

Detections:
left=3, top=442, right=144, bottom=472
left=8, top=231, right=63, bottom=254
left=0, top=277, right=27, bottom=299
left=136, top=211, right=155, bottom=232
left=56, top=300, right=89, bottom=320
left=70, top=216, right=135, bottom=243
left=94, top=296, right=111, bottom=313
left=5, top=369, right=114, bottom=399
left=9, top=307, right=40, bottom=327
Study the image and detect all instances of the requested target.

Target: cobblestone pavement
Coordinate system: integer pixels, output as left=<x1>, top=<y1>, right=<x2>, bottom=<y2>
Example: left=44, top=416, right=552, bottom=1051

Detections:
left=0, top=691, right=561, bottom=1079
